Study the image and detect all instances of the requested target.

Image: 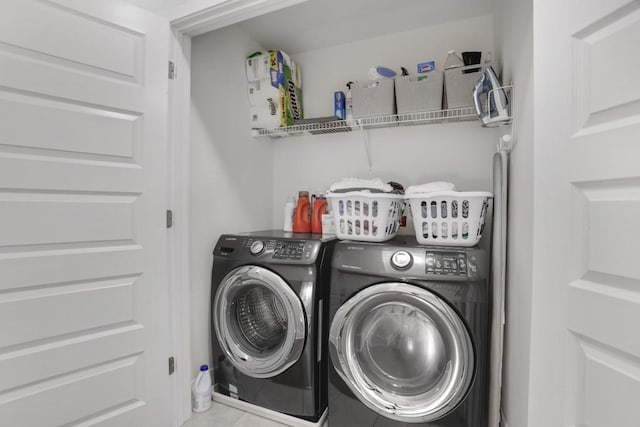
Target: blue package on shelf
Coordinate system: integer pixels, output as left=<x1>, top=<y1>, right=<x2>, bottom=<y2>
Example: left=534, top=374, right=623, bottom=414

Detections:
left=417, top=60, right=436, bottom=74
left=334, top=91, right=346, bottom=120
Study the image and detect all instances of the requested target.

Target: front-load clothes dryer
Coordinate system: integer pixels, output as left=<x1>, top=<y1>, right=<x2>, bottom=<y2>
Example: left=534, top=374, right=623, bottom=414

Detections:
left=211, top=230, right=336, bottom=422
left=328, top=237, right=490, bottom=427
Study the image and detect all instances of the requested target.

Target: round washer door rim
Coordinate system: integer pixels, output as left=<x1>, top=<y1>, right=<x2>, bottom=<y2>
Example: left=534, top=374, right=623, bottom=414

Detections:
left=214, top=265, right=306, bottom=378
left=328, top=282, right=474, bottom=423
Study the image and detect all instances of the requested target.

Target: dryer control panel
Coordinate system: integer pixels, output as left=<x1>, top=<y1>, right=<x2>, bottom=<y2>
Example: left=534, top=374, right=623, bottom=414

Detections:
left=333, top=237, right=488, bottom=281
left=425, top=251, right=471, bottom=276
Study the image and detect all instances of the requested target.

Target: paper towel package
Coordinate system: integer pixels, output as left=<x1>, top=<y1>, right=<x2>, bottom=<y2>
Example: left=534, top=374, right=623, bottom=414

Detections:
left=246, top=50, right=303, bottom=128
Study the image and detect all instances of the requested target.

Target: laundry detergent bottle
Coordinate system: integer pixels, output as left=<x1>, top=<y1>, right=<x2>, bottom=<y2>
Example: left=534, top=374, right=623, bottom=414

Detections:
left=191, top=364, right=212, bottom=413
left=311, top=195, right=328, bottom=234
left=293, top=191, right=311, bottom=233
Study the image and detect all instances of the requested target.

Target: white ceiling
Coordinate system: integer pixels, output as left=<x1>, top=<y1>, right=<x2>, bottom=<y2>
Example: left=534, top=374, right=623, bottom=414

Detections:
left=237, top=0, right=495, bottom=54
left=125, top=0, right=189, bottom=14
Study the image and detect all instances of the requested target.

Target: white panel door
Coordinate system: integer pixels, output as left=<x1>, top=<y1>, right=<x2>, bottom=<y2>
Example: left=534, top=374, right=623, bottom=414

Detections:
left=530, top=0, right=640, bottom=426
left=0, top=1, right=171, bottom=426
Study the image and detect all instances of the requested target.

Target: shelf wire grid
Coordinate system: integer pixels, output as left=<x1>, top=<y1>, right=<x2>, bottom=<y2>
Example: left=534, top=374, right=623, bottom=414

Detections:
left=251, top=106, right=480, bottom=137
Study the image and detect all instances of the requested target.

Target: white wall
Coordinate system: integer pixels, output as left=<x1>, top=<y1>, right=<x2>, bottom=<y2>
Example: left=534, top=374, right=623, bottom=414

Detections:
left=271, top=14, right=501, bottom=226
left=492, top=0, right=534, bottom=426
left=189, top=25, right=274, bottom=377
left=272, top=123, right=499, bottom=229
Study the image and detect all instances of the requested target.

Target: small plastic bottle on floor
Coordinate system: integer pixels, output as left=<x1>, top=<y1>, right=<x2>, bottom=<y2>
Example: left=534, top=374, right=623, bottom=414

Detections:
left=192, top=364, right=212, bottom=413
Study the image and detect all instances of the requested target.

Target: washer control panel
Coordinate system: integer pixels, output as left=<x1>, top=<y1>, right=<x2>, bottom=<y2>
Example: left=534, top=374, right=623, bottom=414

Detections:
left=243, top=238, right=319, bottom=263
left=273, top=241, right=306, bottom=260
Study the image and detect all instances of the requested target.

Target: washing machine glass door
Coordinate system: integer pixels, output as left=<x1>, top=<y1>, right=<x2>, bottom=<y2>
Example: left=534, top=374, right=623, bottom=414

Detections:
left=214, top=265, right=306, bottom=378
left=329, top=282, right=474, bottom=423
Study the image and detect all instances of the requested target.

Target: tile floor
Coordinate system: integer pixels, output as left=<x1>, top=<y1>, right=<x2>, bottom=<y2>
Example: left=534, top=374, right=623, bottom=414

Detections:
left=182, top=402, right=290, bottom=427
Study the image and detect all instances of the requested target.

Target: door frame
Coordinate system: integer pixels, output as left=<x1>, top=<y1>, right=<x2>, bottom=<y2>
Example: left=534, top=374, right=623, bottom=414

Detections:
left=165, top=1, right=309, bottom=423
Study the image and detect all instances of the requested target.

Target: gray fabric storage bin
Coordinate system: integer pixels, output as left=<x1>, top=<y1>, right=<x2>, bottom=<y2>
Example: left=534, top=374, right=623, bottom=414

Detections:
left=444, top=64, right=484, bottom=108
left=395, top=72, right=444, bottom=113
left=351, top=79, right=396, bottom=118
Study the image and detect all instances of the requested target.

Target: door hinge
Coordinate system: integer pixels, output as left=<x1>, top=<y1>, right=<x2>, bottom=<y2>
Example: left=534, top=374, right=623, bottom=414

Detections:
left=166, top=210, right=173, bottom=228
left=168, top=61, right=176, bottom=80
left=168, top=356, right=175, bottom=375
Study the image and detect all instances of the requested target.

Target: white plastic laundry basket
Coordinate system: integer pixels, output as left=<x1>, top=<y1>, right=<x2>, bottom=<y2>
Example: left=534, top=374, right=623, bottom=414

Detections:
left=326, top=192, right=404, bottom=242
left=405, top=191, right=492, bottom=247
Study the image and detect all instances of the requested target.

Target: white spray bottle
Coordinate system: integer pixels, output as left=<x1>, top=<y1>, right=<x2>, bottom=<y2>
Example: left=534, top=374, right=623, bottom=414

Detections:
left=283, top=196, right=296, bottom=232
left=345, top=81, right=354, bottom=121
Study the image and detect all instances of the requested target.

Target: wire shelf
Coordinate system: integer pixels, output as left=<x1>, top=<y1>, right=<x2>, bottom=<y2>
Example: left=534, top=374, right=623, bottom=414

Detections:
left=250, top=106, right=479, bottom=138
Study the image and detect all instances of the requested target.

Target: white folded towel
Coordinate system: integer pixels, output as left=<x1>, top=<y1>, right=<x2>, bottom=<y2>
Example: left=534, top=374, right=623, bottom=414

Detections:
left=329, top=178, right=393, bottom=193
left=405, top=181, right=456, bottom=194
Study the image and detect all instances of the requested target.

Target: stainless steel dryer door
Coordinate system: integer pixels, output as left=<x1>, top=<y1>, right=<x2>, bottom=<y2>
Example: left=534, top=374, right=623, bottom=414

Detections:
left=214, top=265, right=306, bottom=378
left=329, top=282, right=474, bottom=423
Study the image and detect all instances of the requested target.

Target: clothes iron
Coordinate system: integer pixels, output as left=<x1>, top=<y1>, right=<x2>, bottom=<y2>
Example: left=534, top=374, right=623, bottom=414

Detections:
left=473, top=66, right=510, bottom=127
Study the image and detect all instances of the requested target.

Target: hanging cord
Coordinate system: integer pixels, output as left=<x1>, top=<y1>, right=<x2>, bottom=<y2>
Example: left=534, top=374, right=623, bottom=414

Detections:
left=497, top=84, right=515, bottom=153
left=360, top=124, right=373, bottom=171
